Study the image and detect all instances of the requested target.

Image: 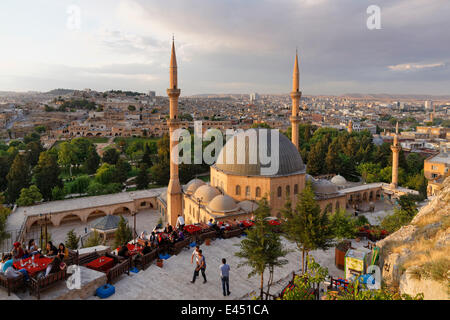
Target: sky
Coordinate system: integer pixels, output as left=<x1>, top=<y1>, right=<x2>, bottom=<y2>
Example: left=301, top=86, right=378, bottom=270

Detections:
left=0, top=0, right=449, bottom=96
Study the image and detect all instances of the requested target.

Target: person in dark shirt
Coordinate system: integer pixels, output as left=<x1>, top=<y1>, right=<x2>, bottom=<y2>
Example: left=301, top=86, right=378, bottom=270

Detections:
left=141, top=241, right=152, bottom=255
left=118, top=244, right=129, bottom=258
left=46, top=241, right=58, bottom=256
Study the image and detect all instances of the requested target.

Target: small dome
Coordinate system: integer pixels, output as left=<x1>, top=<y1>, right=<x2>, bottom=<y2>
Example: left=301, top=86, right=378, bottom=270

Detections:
left=331, top=175, right=347, bottom=186
left=185, top=178, right=205, bottom=194
left=312, top=179, right=339, bottom=195
left=305, top=174, right=316, bottom=183
left=238, top=200, right=259, bottom=213
left=193, top=185, right=220, bottom=203
left=207, top=195, right=238, bottom=213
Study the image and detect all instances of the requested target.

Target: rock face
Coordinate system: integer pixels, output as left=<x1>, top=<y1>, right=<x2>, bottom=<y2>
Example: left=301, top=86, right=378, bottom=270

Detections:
left=377, top=177, right=450, bottom=300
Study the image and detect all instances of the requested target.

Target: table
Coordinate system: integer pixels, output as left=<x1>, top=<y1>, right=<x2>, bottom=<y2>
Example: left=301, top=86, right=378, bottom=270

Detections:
left=240, top=220, right=254, bottom=228
left=86, top=256, right=114, bottom=272
left=184, top=225, right=202, bottom=234
left=116, top=244, right=143, bottom=256
left=13, top=255, right=53, bottom=277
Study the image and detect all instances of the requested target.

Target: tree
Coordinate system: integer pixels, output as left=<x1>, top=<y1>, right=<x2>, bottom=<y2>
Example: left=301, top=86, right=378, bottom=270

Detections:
left=325, top=139, right=340, bottom=174
left=102, top=148, right=119, bottom=165
left=116, top=158, right=131, bottom=185
left=17, top=185, right=42, bottom=206
left=0, top=195, right=11, bottom=242
left=58, top=142, right=76, bottom=176
left=95, top=163, right=119, bottom=185
left=307, top=137, right=328, bottom=176
left=6, top=154, right=31, bottom=203
left=128, top=105, right=136, bottom=111
left=330, top=209, right=356, bottom=241
left=33, top=151, right=62, bottom=201
left=67, top=175, right=91, bottom=194
left=25, top=141, right=44, bottom=167
left=141, top=144, right=152, bottom=167
left=282, top=181, right=333, bottom=273
left=83, top=230, right=102, bottom=248
left=114, top=215, right=133, bottom=248
left=136, top=163, right=150, bottom=189
left=65, top=229, right=80, bottom=249
left=83, top=145, right=100, bottom=174
left=235, top=197, right=288, bottom=299
left=71, top=137, right=93, bottom=165
left=281, top=256, right=328, bottom=300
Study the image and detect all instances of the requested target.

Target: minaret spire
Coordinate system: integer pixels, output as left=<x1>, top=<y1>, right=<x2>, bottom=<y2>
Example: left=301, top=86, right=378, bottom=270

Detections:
left=391, top=121, right=401, bottom=189
left=290, top=50, right=302, bottom=150
left=166, top=37, right=182, bottom=227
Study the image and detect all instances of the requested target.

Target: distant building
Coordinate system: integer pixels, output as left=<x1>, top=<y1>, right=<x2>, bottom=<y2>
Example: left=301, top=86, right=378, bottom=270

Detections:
left=424, top=100, right=433, bottom=110
left=249, top=93, right=259, bottom=102
left=425, top=143, right=450, bottom=196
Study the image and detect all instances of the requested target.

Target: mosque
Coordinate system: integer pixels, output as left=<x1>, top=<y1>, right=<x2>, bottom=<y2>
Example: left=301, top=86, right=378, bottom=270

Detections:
left=162, top=40, right=417, bottom=227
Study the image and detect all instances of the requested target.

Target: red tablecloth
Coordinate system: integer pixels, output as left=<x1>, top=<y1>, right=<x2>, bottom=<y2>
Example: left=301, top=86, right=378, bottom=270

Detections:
left=116, top=244, right=143, bottom=256
left=86, top=256, right=114, bottom=272
left=268, top=220, right=281, bottom=226
left=184, top=225, right=202, bottom=234
left=240, top=220, right=254, bottom=228
left=13, top=255, right=52, bottom=277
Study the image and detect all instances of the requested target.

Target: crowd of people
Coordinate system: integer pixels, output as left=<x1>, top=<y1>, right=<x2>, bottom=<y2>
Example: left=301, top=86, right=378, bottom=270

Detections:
left=0, top=240, right=69, bottom=285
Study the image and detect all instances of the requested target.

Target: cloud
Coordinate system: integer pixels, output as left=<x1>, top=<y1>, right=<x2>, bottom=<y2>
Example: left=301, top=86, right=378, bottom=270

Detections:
left=388, top=62, right=446, bottom=71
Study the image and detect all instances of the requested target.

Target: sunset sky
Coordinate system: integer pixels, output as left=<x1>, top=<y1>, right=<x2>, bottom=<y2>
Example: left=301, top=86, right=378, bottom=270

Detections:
left=0, top=0, right=449, bottom=95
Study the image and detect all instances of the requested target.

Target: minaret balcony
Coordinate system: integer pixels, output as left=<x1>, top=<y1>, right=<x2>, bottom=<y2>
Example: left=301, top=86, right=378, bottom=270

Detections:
left=167, top=88, right=181, bottom=97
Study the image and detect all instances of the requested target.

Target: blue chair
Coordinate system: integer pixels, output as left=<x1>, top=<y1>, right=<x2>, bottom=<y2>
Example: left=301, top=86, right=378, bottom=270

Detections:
left=96, top=284, right=115, bottom=299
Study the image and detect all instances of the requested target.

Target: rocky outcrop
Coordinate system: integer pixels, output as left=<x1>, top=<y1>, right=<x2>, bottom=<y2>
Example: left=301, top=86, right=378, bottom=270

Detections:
left=377, top=177, right=450, bottom=300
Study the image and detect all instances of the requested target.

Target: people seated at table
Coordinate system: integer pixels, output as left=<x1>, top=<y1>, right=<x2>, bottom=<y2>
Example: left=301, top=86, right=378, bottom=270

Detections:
left=44, top=254, right=66, bottom=277
left=140, top=231, right=151, bottom=241
left=118, top=243, right=130, bottom=258
left=164, top=223, right=173, bottom=234
left=149, top=231, right=158, bottom=248
left=26, top=239, right=39, bottom=257
left=58, top=243, right=69, bottom=260
left=178, top=229, right=185, bottom=241
left=168, top=230, right=179, bottom=244
left=45, top=241, right=58, bottom=256
left=12, top=242, right=25, bottom=260
left=207, top=219, right=214, bottom=227
left=141, top=241, right=152, bottom=255
left=1, top=254, right=29, bottom=282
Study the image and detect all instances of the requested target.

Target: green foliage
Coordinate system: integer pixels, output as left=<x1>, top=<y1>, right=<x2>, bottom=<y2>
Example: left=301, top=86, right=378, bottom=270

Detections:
left=65, top=229, right=80, bottom=250
left=381, top=196, right=418, bottom=234
left=66, top=175, right=91, bottom=194
left=0, top=196, right=11, bottom=242
left=57, top=142, right=77, bottom=176
left=95, top=163, right=119, bottom=185
left=6, top=154, right=31, bottom=203
left=282, top=181, right=333, bottom=272
left=51, top=185, right=67, bottom=200
left=83, top=230, right=102, bottom=248
left=235, top=197, right=289, bottom=299
left=136, top=163, right=150, bottom=190
left=114, top=215, right=133, bottom=248
left=102, top=148, right=120, bottom=165
left=330, top=209, right=357, bottom=241
left=116, top=158, right=131, bottom=185
left=83, top=145, right=100, bottom=174
left=355, top=215, right=369, bottom=227
left=87, top=181, right=122, bottom=196
left=17, top=185, right=42, bottom=206
left=281, top=256, right=328, bottom=300
left=329, top=280, right=424, bottom=300
left=33, top=151, right=62, bottom=200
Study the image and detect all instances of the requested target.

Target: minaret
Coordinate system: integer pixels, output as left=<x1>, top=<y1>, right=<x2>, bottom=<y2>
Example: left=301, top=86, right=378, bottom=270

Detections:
left=347, top=119, right=353, bottom=134
left=166, top=37, right=182, bottom=227
left=290, top=50, right=302, bottom=150
left=390, top=121, right=401, bottom=189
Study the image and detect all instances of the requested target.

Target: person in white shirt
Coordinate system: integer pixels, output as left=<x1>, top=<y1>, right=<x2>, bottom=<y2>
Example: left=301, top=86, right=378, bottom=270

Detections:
left=176, top=214, right=185, bottom=231
left=191, top=245, right=200, bottom=264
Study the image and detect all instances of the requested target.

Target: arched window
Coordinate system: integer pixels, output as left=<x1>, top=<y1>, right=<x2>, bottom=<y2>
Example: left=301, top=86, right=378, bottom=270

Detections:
left=294, top=184, right=299, bottom=194
left=286, top=185, right=290, bottom=196
left=245, top=186, right=250, bottom=197
left=235, top=185, right=241, bottom=195
left=255, top=187, right=261, bottom=197
left=277, top=186, right=282, bottom=198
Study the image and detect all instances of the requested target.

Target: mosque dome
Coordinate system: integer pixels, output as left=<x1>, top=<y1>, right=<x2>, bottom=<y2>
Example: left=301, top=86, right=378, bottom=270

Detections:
left=312, top=179, right=339, bottom=196
left=331, top=174, right=347, bottom=186
left=214, top=129, right=305, bottom=177
left=207, top=195, right=238, bottom=213
left=193, top=185, right=220, bottom=203
left=185, top=178, right=206, bottom=194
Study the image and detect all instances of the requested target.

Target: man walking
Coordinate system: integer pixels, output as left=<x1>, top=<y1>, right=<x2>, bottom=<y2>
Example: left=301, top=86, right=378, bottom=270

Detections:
left=220, top=258, right=231, bottom=296
left=191, top=250, right=207, bottom=284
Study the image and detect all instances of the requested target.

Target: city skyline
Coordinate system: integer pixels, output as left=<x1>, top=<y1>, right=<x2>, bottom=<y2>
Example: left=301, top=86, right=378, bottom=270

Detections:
left=0, top=0, right=449, bottom=96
